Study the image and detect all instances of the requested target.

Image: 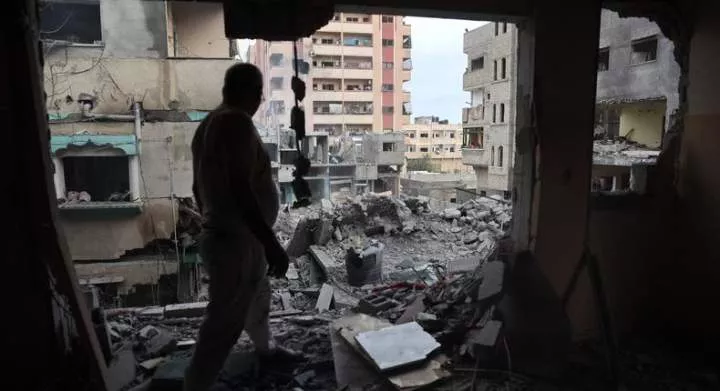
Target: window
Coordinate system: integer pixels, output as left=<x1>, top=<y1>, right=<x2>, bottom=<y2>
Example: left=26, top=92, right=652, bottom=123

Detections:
left=320, top=38, right=335, bottom=45
left=402, top=102, right=412, bottom=115
left=449, top=132, right=455, bottom=138
left=463, top=127, right=483, bottom=148
left=346, top=16, right=359, bottom=22
left=382, top=84, right=394, bottom=92
left=498, top=146, right=504, bottom=167
left=420, top=147, right=429, bottom=152
left=402, top=35, right=411, bottom=49
left=598, top=47, right=610, bottom=71
left=40, top=0, right=102, bottom=44
left=450, top=147, right=455, bottom=152
left=270, top=53, right=284, bottom=67
left=433, top=132, right=440, bottom=138
left=631, top=36, right=658, bottom=64
left=269, top=100, right=286, bottom=114
left=501, top=58, right=507, bottom=79
left=408, top=132, right=416, bottom=138
left=382, top=39, right=394, bottom=47
left=314, top=101, right=343, bottom=114
left=494, top=22, right=499, bottom=36
left=382, top=106, right=394, bottom=114
left=63, top=156, right=130, bottom=201
left=382, top=143, right=396, bottom=152
left=420, top=133, right=429, bottom=138
left=332, top=13, right=340, bottom=21
left=362, top=16, right=370, bottom=23
left=500, top=103, right=505, bottom=122
left=383, top=62, right=394, bottom=69
left=470, top=56, right=484, bottom=71
left=503, top=22, right=508, bottom=33
left=402, top=58, right=412, bottom=70
left=408, top=145, right=416, bottom=152
left=270, top=77, right=283, bottom=91
left=344, top=102, right=373, bottom=114
left=322, top=83, right=335, bottom=91
left=493, top=60, right=498, bottom=80
left=491, top=146, right=495, bottom=165
left=493, top=104, right=497, bottom=123
left=344, top=36, right=372, bottom=46
left=382, top=15, right=393, bottom=23
left=487, top=93, right=491, bottom=100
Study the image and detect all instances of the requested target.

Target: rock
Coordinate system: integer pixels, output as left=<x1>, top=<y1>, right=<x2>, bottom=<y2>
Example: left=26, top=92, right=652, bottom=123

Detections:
left=402, top=220, right=417, bottom=234
left=463, top=233, right=479, bottom=245
left=476, top=210, right=491, bottom=220
left=321, top=198, right=334, bottom=213
left=443, top=208, right=461, bottom=220
left=140, top=326, right=177, bottom=358
left=333, top=227, right=343, bottom=241
left=450, top=227, right=463, bottom=234
left=295, top=370, right=316, bottom=386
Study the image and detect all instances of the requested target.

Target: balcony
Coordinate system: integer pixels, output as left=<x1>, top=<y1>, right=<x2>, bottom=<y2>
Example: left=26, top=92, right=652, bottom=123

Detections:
left=342, top=68, right=373, bottom=79
left=313, top=114, right=373, bottom=125
left=313, top=44, right=343, bottom=56
left=312, top=67, right=344, bottom=79
left=342, top=90, right=375, bottom=101
left=462, top=148, right=488, bottom=166
left=462, top=105, right=484, bottom=124
left=463, top=69, right=487, bottom=90
left=342, top=45, right=374, bottom=57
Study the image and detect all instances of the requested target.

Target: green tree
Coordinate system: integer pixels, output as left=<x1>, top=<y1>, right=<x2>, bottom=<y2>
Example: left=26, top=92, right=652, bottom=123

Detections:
left=407, top=154, right=437, bottom=172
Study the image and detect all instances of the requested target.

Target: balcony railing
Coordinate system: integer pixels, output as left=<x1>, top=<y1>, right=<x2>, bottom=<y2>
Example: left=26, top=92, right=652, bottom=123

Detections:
left=462, top=147, right=488, bottom=166
left=462, top=105, right=484, bottom=124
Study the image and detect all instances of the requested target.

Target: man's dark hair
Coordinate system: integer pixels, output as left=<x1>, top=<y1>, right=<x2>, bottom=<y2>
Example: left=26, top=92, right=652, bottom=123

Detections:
left=222, top=63, right=263, bottom=105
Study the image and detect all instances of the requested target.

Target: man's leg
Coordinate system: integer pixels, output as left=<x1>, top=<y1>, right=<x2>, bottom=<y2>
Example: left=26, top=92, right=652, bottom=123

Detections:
left=184, top=236, right=262, bottom=391
left=244, top=276, right=271, bottom=354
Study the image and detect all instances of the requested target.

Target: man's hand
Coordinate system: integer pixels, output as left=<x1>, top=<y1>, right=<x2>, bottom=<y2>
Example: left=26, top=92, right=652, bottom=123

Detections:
left=266, top=242, right=290, bottom=278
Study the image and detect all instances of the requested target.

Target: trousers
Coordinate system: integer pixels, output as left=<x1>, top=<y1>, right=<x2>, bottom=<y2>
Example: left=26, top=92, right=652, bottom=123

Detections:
left=183, top=230, right=271, bottom=391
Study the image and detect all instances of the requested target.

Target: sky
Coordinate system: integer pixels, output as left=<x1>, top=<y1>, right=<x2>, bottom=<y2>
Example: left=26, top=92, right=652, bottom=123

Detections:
left=405, top=17, right=487, bottom=123
left=238, top=17, right=487, bottom=124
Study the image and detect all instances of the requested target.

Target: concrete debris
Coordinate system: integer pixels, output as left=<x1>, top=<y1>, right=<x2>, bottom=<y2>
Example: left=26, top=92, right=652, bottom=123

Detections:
left=355, top=322, right=441, bottom=371
left=107, top=343, right=137, bottom=391
left=315, top=283, right=335, bottom=312
left=476, top=261, right=505, bottom=301
left=163, top=301, right=207, bottom=319
left=139, top=357, right=166, bottom=371
left=466, top=320, right=503, bottom=347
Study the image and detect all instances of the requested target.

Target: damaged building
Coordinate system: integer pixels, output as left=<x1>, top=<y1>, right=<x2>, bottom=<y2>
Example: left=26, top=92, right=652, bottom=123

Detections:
left=8, top=0, right=720, bottom=390
left=43, top=0, right=237, bottom=305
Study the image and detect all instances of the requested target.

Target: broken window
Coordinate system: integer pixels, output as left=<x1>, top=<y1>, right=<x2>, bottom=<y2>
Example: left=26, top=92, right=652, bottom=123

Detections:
left=383, top=62, right=394, bottom=69
left=402, top=58, right=412, bottom=70
left=314, top=101, right=343, bottom=114
left=270, top=77, right=283, bottom=91
left=270, top=53, right=284, bottom=67
left=598, top=47, right=610, bottom=71
left=498, top=146, right=504, bottom=167
left=382, top=143, right=396, bottom=152
left=63, top=156, right=129, bottom=201
left=382, top=39, right=394, bottom=47
left=471, top=56, right=484, bottom=71
left=501, top=58, right=507, bottom=79
left=402, top=103, right=412, bottom=115
left=382, top=106, right=394, bottom=114
left=40, top=0, right=102, bottom=44
left=463, top=127, right=483, bottom=148
left=631, top=36, right=658, bottom=64
left=269, top=100, right=286, bottom=114
left=382, top=15, right=393, bottom=23
left=382, top=84, right=394, bottom=92
left=402, top=35, right=411, bottom=49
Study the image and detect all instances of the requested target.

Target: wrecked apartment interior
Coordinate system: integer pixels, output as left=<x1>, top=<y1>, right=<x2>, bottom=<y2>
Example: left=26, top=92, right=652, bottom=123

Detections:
left=5, top=0, right=720, bottom=390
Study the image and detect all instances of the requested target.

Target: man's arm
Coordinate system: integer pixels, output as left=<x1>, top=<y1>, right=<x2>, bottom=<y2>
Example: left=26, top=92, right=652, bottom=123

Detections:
left=216, top=112, right=288, bottom=276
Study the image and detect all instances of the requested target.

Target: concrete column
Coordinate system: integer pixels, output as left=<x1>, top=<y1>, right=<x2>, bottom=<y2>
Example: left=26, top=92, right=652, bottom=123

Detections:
left=129, top=155, right=141, bottom=202
left=531, top=0, right=601, bottom=333
left=611, top=175, right=620, bottom=191
left=629, top=164, right=647, bottom=194
left=53, top=157, right=65, bottom=199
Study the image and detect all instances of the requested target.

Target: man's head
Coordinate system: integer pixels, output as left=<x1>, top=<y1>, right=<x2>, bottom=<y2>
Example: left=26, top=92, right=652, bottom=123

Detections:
left=222, top=63, right=263, bottom=115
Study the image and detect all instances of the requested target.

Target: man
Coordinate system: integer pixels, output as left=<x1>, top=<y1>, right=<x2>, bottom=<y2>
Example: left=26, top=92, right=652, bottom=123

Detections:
left=184, top=63, right=291, bottom=391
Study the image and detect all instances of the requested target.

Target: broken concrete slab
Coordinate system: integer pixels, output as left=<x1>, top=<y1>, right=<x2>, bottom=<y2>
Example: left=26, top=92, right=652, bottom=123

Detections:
left=477, top=261, right=505, bottom=301
left=107, top=343, right=137, bottom=391
left=443, top=208, right=462, bottom=220
left=164, top=301, right=207, bottom=319
left=447, top=255, right=481, bottom=274
left=286, top=218, right=315, bottom=258
left=151, top=355, right=191, bottom=390
left=313, top=218, right=334, bottom=245
left=269, top=309, right=303, bottom=318
left=396, top=295, right=426, bottom=324
left=139, top=357, right=166, bottom=371
left=279, top=291, right=294, bottom=310
left=315, top=283, right=334, bottom=312
left=286, top=263, right=300, bottom=280
left=355, top=322, right=441, bottom=371
left=137, top=306, right=164, bottom=319
left=466, top=320, right=503, bottom=347
left=176, top=339, right=196, bottom=350
left=309, top=245, right=338, bottom=280
left=140, top=326, right=178, bottom=358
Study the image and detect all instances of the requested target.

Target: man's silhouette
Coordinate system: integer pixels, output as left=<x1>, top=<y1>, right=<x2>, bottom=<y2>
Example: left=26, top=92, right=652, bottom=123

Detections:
left=184, top=63, right=292, bottom=391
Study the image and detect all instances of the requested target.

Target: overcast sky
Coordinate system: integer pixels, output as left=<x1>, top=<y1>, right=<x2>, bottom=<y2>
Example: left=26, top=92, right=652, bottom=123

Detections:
left=405, top=17, right=487, bottom=123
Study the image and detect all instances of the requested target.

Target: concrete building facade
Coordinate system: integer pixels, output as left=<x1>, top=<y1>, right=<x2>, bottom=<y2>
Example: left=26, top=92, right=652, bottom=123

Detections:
left=41, top=0, right=235, bottom=303
left=595, top=9, right=681, bottom=148
left=461, top=22, right=518, bottom=198
left=403, top=116, right=470, bottom=174
left=249, top=12, right=412, bottom=135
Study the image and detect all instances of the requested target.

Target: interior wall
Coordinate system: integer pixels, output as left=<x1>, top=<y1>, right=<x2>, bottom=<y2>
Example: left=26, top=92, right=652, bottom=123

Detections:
left=619, top=101, right=666, bottom=148
left=676, top=0, right=720, bottom=342
left=170, top=2, right=229, bottom=58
